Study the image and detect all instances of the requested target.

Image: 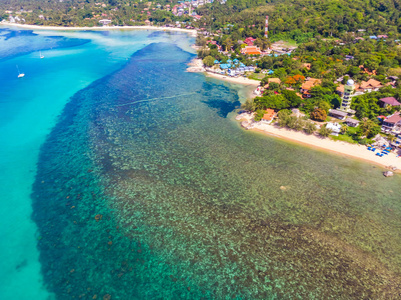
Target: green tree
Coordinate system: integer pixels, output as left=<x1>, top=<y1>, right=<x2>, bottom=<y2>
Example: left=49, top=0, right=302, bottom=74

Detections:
left=359, top=118, right=380, bottom=138
left=203, top=56, right=215, bottom=67
left=304, top=121, right=317, bottom=134
left=310, top=108, right=327, bottom=122
left=254, top=109, right=265, bottom=122
left=277, top=109, right=291, bottom=127
left=241, top=98, right=256, bottom=111
left=282, top=89, right=303, bottom=107
left=340, top=123, right=348, bottom=135
left=319, top=125, right=332, bottom=137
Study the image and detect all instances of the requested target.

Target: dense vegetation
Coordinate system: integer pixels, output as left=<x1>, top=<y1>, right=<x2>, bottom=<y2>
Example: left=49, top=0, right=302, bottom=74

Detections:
left=3, top=0, right=401, bottom=38
left=198, top=0, right=401, bottom=42
left=0, top=0, right=188, bottom=26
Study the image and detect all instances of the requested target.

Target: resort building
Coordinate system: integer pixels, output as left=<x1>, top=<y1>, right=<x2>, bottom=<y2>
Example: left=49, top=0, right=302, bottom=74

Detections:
left=340, top=79, right=355, bottom=112
left=300, top=78, right=321, bottom=98
left=381, top=112, right=401, bottom=133
left=261, top=109, right=275, bottom=124
left=328, top=109, right=348, bottom=120
left=345, top=118, right=360, bottom=127
left=242, top=46, right=262, bottom=55
left=379, top=97, right=401, bottom=108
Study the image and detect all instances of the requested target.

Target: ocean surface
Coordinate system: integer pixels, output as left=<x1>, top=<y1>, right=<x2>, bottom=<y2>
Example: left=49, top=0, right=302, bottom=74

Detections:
left=1, top=26, right=401, bottom=299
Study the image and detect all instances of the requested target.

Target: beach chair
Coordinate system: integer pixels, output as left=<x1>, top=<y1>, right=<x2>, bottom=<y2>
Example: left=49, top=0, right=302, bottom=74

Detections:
left=367, top=147, right=372, bottom=150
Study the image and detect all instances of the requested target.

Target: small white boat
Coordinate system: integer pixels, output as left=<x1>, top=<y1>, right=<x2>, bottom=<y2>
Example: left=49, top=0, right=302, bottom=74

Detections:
left=40, top=51, right=44, bottom=59
left=16, top=65, right=25, bottom=78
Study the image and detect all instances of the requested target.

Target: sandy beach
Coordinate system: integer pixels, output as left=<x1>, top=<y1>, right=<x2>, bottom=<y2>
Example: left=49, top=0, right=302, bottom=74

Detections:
left=0, top=21, right=197, bottom=36
left=186, top=59, right=261, bottom=87
left=237, top=113, right=401, bottom=172
left=205, top=72, right=261, bottom=86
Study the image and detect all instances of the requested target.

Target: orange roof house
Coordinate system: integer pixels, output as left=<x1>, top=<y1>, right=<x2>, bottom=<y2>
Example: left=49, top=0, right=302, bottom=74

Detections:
left=242, top=45, right=262, bottom=55
left=357, top=79, right=382, bottom=92
left=300, top=78, right=321, bottom=97
left=336, top=84, right=345, bottom=95
left=261, top=109, right=275, bottom=122
left=264, top=78, right=281, bottom=88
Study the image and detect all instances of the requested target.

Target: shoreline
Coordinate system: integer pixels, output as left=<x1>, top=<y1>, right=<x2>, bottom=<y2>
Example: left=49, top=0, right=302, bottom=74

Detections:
left=187, top=59, right=261, bottom=87
left=237, top=114, right=401, bottom=172
left=205, top=72, right=261, bottom=87
left=0, top=22, right=197, bottom=36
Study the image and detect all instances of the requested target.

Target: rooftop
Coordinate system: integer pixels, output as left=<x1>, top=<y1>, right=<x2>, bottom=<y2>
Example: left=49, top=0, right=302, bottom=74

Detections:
left=379, top=97, right=401, bottom=106
left=384, top=112, right=401, bottom=124
left=301, top=78, right=321, bottom=91
left=262, top=109, right=275, bottom=121
left=359, top=78, right=382, bottom=90
left=329, top=109, right=348, bottom=117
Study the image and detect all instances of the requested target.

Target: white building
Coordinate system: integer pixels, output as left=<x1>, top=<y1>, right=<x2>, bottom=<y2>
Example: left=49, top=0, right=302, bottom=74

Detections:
left=99, top=19, right=112, bottom=26
left=326, top=122, right=342, bottom=136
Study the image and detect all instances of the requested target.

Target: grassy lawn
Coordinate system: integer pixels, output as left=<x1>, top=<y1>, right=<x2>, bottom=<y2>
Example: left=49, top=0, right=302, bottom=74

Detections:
left=329, top=127, right=360, bottom=144
left=247, top=72, right=264, bottom=81
left=330, top=134, right=358, bottom=144
left=280, top=40, right=298, bottom=47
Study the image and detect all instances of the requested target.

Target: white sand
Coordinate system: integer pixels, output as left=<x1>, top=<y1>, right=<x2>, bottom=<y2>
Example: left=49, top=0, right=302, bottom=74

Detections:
left=237, top=114, right=401, bottom=171
left=0, top=22, right=197, bottom=36
left=186, top=58, right=205, bottom=72
left=205, top=72, right=260, bottom=86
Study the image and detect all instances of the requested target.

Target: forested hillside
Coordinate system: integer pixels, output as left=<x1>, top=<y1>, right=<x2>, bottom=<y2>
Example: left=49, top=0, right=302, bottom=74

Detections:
left=1, top=0, right=401, bottom=40
left=0, top=0, right=184, bottom=26
left=198, top=0, right=401, bottom=41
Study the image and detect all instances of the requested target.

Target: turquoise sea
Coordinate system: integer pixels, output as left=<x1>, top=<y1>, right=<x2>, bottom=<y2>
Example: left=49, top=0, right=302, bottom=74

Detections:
left=1, top=27, right=401, bottom=299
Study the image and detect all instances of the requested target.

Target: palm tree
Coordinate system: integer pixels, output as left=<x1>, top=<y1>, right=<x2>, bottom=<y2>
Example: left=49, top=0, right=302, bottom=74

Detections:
left=340, top=123, right=348, bottom=134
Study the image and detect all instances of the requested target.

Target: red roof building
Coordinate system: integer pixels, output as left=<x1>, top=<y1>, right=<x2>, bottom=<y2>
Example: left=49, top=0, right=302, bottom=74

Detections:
left=244, top=37, right=256, bottom=46
left=379, top=97, right=401, bottom=107
left=261, top=109, right=275, bottom=122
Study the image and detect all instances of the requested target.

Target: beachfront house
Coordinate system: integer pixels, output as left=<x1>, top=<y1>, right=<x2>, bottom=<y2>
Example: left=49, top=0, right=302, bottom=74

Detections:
left=326, top=122, right=342, bottom=136
left=345, top=118, right=360, bottom=127
left=378, top=97, right=401, bottom=108
left=328, top=109, right=348, bottom=120
left=99, top=19, right=112, bottom=26
left=260, top=109, right=275, bottom=124
left=301, top=78, right=321, bottom=98
left=381, top=112, right=401, bottom=133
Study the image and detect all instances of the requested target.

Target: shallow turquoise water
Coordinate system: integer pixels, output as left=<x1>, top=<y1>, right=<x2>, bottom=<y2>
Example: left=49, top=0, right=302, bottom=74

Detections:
left=1, top=27, right=401, bottom=299
left=0, top=28, right=194, bottom=299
